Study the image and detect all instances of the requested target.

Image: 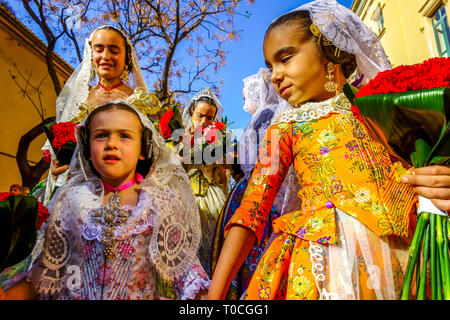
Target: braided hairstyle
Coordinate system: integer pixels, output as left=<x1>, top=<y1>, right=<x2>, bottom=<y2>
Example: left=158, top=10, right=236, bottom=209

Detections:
left=266, top=10, right=357, bottom=79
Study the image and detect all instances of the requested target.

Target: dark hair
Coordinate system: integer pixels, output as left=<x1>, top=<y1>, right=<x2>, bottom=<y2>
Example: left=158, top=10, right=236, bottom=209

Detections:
left=266, top=11, right=357, bottom=78
left=80, top=102, right=152, bottom=177
left=91, top=26, right=134, bottom=73
left=188, top=96, right=218, bottom=118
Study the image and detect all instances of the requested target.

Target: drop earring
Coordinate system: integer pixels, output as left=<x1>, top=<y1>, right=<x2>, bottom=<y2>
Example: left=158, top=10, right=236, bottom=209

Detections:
left=120, top=66, right=129, bottom=82
left=324, top=62, right=338, bottom=95
left=91, top=63, right=97, bottom=81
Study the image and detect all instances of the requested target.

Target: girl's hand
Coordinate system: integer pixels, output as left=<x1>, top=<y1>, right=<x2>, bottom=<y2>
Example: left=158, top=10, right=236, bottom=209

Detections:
left=51, top=159, right=70, bottom=179
left=194, top=289, right=208, bottom=300
left=0, top=280, right=36, bottom=300
left=402, top=165, right=450, bottom=211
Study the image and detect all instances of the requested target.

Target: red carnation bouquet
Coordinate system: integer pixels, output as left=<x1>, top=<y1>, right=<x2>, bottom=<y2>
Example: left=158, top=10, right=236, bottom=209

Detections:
left=348, top=57, right=450, bottom=300
left=43, top=121, right=78, bottom=165
left=159, top=106, right=184, bottom=140
left=189, top=117, right=235, bottom=165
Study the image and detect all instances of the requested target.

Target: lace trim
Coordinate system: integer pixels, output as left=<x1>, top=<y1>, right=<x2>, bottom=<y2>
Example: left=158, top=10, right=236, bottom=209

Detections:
left=275, top=93, right=351, bottom=124
left=180, top=279, right=211, bottom=300
left=81, top=190, right=155, bottom=242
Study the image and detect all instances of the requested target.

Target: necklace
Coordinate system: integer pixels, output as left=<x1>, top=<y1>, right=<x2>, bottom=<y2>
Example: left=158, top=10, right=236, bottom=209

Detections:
left=89, top=173, right=144, bottom=259
left=102, top=172, right=144, bottom=193
left=98, top=81, right=123, bottom=96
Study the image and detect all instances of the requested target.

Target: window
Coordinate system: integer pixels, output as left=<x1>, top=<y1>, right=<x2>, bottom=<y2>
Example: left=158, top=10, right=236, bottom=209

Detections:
left=372, top=4, right=385, bottom=35
left=432, top=5, right=450, bottom=57
left=376, top=10, right=385, bottom=34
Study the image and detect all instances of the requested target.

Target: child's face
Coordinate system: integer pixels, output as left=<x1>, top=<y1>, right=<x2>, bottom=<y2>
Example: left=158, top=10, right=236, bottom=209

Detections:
left=263, top=24, right=331, bottom=106
left=9, top=187, right=21, bottom=195
left=91, top=29, right=127, bottom=82
left=191, top=101, right=216, bottom=130
left=89, top=108, right=144, bottom=186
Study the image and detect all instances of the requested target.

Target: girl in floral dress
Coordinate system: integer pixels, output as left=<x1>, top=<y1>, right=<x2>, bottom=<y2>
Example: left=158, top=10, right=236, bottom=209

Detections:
left=0, top=101, right=209, bottom=299
left=209, top=0, right=450, bottom=300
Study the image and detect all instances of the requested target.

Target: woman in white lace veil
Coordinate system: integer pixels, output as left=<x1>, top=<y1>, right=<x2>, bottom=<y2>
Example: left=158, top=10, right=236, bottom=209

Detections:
left=209, top=0, right=432, bottom=300
left=39, top=25, right=151, bottom=205
left=27, top=25, right=164, bottom=273
left=1, top=101, right=208, bottom=300
left=177, top=88, right=228, bottom=278
left=181, top=88, right=224, bottom=132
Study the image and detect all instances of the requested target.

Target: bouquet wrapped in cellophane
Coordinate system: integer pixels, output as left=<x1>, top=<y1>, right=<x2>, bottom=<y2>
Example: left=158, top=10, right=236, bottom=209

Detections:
left=347, top=57, right=450, bottom=300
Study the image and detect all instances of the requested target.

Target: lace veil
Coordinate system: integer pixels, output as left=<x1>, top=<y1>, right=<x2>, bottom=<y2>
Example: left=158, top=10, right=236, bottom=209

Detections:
left=181, top=88, right=224, bottom=129
left=238, top=68, right=289, bottom=176
left=57, top=25, right=148, bottom=122
left=41, top=25, right=148, bottom=205
left=31, top=101, right=201, bottom=297
left=280, top=0, right=391, bottom=86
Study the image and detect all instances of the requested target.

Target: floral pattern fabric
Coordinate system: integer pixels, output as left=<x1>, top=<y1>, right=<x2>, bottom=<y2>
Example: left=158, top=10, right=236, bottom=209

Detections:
left=31, top=190, right=209, bottom=300
left=211, top=176, right=280, bottom=299
left=226, top=98, right=417, bottom=300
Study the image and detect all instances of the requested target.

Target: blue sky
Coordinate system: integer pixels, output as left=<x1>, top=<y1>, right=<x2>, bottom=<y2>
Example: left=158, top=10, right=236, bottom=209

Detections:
left=7, top=0, right=353, bottom=131
left=218, top=0, right=353, bottom=131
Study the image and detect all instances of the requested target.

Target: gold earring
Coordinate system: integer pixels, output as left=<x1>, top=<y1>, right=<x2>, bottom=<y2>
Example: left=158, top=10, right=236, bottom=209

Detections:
left=324, top=62, right=338, bottom=94
left=91, top=64, right=97, bottom=81
left=310, top=23, right=321, bottom=37
left=120, top=67, right=129, bottom=82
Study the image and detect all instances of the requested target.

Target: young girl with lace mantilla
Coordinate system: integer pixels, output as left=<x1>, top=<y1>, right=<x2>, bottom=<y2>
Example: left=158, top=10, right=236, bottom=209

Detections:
left=0, top=101, right=209, bottom=299
left=209, top=0, right=450, bottom=300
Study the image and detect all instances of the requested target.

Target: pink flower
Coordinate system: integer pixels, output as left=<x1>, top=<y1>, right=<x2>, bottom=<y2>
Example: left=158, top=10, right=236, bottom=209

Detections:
left=43, top=149, right=52, bottom=163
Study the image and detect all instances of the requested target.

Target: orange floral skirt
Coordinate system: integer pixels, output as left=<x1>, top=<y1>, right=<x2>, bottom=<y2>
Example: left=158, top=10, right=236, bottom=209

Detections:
left=244, top=212, right=411, bottom=300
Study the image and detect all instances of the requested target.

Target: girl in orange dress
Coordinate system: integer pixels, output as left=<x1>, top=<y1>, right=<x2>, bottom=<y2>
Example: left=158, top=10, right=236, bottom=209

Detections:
left=208, top=0, right=450, bottom=300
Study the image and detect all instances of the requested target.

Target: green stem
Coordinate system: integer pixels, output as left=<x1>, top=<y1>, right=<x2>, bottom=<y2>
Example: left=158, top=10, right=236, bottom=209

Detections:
left=430, top=214, right=437, bottom=299
left=415, top=239, right=423, bottom=294
left=436, top=242, right=443, bottom=300
left=401, top=213, right=430, bottom=300
left=441, top=216, right=450, bottom=299
left=418, top=223, right=431, bottom=300
left=436, top=215, right=445, bottom=300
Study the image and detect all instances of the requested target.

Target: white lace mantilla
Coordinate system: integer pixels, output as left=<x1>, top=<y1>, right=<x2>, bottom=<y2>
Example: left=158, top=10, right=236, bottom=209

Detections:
left=275, top=93, right=351, bottom=124
left=82, top=190, right=155, bottom=242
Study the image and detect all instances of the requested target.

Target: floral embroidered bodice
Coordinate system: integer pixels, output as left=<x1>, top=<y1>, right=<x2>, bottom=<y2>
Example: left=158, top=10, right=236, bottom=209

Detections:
left=226, top=94, right=417, bottom=245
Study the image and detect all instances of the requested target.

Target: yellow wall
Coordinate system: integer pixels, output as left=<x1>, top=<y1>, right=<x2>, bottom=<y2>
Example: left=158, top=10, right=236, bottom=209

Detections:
left=0, top=7, right=72, bottom=192
left=352, top=0, right=450, bottom=67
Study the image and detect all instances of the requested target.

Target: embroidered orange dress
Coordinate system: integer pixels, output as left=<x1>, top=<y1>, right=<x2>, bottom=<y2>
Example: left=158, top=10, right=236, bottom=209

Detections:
left=225, top=94, right=418, bottom=300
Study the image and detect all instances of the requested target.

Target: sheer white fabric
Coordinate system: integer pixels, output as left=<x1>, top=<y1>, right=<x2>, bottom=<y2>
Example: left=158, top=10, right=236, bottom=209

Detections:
left=310, top=208, right=405, bottom=300
left=56, top=25, right=148, bottom=123
left=281, top=0, right=391, bottom=86
left=30, top=102, right=204, bottom=299
left=41, top=25, right=148, bottom=205
left=239, top=68, right=290, bottom=176
left=181, top=88, right=224, bottom=130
